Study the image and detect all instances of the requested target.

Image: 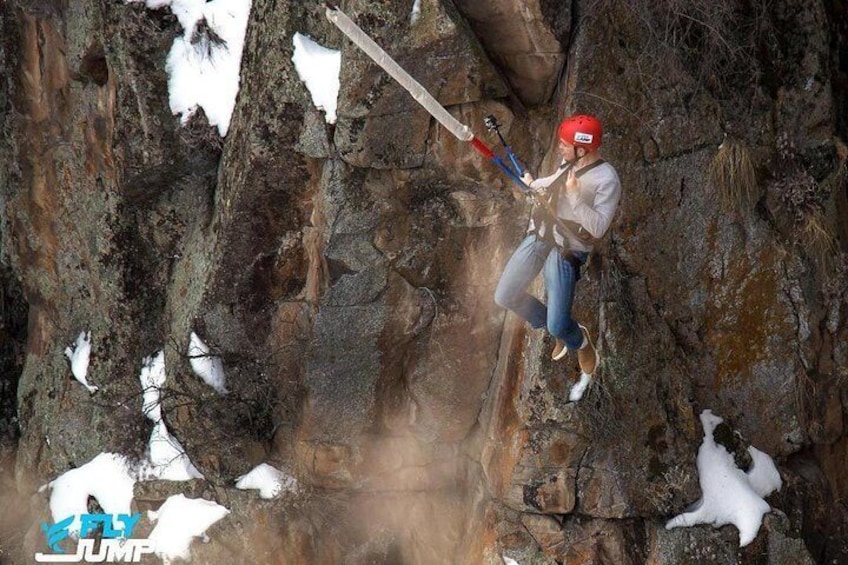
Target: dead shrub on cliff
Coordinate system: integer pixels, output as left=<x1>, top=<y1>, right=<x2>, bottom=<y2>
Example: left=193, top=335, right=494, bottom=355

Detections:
left=586, top=0, right=774, bottom=116
left=770, top=132, right=842, bottom=272
left=710, top=137, right=758, bottom=213
left=601, top=245, right=637, bottom=333
left=647, top=465, right=692, bottom=514
left=577, top=355, right=627, bottom=442
left=801, top=210, right=839, bottom=269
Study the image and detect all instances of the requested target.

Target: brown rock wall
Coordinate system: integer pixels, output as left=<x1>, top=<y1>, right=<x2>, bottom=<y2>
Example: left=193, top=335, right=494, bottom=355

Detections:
left=1, top=0, right=846, bottom=563
left=452, top=0, right=568, bottom=105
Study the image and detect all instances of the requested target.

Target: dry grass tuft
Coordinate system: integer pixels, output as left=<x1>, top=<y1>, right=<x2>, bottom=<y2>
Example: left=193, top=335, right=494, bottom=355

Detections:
left=577, top=356, right=627, bottom=442
left=602, top=249, right=637, bottom=332
left=710, top=137, right=758, bottom=213
left=801, top=210, right=839, bottom=270
left=647, top=465, right=692, bottom=514
left=771, top=133, right=844, bottom=272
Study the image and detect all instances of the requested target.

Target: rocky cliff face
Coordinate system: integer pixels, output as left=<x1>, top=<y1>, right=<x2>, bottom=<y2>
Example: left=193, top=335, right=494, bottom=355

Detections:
left=0, top=0, right=846, bottom=563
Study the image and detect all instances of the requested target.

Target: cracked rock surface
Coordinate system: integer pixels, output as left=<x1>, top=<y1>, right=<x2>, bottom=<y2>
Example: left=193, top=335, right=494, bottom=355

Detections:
left=1, top=0, right=846, bottom=563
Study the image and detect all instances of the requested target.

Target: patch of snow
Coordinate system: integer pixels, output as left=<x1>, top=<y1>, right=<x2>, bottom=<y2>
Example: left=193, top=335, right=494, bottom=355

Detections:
left=41, top=453, right=136, bottom=537
left=665, top=410, right=781, bottom=547
left=235, top=463, right=298, bottom=499
left=127, top=0, right=252, bottom=135
left=746, top=446, right=782, bottom=497
left=503, top=557, right=521, bottom=565
left=139, top=351, right=166, bottom=422
left=148, top=494, right=229, bottom=565
left=569, top=372, right=591, bottom=401
left=135, top=352, right=204, bottom=481
left=64, top=331, right=98, bottom=393
left=187, top=332, right=228, bottom=394
left=291, top=32, right=341, bottom=124
left=410, top=0, right=422, bottom=25
left=140, top=421, right=205, bottom=482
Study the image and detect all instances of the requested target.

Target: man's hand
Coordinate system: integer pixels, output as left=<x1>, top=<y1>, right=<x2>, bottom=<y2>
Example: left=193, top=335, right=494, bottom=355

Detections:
left=521, top=172, right=549, bottom=195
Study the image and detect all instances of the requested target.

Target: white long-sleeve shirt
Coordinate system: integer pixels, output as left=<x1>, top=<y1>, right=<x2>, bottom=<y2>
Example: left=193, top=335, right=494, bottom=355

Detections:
left=526, top=160, right=622, bottom=252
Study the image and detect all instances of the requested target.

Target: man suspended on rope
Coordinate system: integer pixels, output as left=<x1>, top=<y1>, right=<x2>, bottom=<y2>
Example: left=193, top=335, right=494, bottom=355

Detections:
left=494, top=114, right=621, bottom=378
left=323, top=6, right=621, bottom=379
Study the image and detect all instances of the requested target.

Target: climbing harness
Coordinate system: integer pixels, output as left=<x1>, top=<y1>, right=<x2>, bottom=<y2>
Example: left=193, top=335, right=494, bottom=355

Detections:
left=528, top=158, right=606, bottom=248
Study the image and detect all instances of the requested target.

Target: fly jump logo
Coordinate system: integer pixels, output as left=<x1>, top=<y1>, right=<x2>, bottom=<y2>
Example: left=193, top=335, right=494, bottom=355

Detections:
left=36, top=513, right=155, bottom=563
left=574, top=131, right=594, bottom=144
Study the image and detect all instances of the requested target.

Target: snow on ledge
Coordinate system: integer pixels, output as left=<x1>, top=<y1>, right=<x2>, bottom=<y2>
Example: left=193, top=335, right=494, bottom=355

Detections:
left=410, top=0, right=422, bottom=25
left=139, top=351, right=166, bottom=422
left=291, top=32, right=341, bottom=124
left=64, top=331, right=98, bottom=393
left=148, top=494, right=229, bottom=564
left=140, top=420, right=205, bottom=482
left=126, top=0, right=252, bottom=136
left=187, top=332, right=228, bottom=394
left=40, top=453, right=136, bottom=537
left=136, top=352, right=205, bottom=481
left=665, top=410, right=782, bottom=546
left=235, top=463, right=298, bottom=499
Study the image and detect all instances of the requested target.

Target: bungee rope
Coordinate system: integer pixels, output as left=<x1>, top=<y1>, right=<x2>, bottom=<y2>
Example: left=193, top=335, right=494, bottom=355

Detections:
left=324, top=3, right=530, bottom=190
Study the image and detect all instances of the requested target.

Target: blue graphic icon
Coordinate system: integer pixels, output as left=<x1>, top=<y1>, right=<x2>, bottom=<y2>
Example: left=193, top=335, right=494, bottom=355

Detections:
left=41, top=515, right=73, bottom=553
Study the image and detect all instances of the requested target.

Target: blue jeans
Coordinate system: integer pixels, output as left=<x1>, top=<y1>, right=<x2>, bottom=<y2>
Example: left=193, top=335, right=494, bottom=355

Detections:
left=494, top=235, right=587, bottom=350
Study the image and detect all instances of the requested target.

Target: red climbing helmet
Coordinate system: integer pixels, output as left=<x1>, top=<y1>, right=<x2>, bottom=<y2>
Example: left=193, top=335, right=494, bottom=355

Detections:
left=557, top=114, right=603, bottom=150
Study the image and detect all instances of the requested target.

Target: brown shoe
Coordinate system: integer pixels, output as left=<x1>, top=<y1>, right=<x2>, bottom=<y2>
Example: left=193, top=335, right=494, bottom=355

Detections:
left=577, top=325, right=599, bottom=375
left=551, top=338, right=568, bottom=361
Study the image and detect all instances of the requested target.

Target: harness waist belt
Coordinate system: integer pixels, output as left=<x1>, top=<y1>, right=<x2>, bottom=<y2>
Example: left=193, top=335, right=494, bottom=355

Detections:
left=528, top=231, right=587, bottom=280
